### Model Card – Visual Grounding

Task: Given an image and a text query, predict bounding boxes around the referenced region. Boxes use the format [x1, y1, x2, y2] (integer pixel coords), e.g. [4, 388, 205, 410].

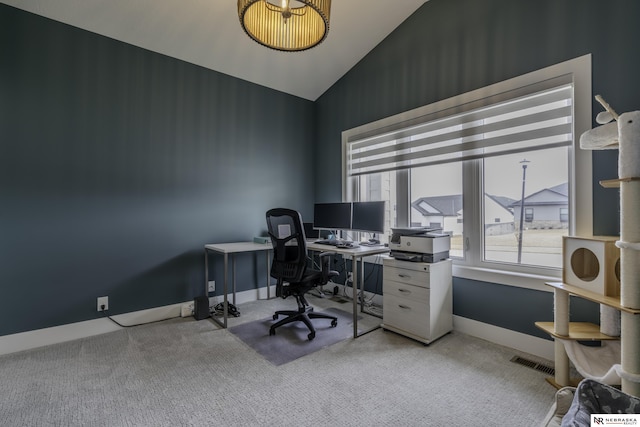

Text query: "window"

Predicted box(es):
[411, 162, 463, 258]
[560, 207, 569, 223]
[525, 208, 534, 223]
[343, 55, 593, 287]
[349, 171, 396, 244]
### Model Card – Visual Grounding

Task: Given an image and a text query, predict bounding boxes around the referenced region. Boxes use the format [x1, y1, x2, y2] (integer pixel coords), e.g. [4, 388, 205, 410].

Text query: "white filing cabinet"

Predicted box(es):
[381, 257, 452, 344]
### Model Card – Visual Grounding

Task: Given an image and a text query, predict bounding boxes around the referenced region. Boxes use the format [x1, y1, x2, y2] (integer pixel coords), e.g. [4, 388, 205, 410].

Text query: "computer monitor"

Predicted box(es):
[351, 201, 386, 234]
[313, 202, 352, 231]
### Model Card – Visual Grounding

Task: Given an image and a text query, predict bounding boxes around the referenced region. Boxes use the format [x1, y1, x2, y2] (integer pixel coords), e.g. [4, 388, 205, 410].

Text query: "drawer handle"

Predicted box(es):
[398, 274, 411, 279]
[398, 289, 411, 294]
[398, 304, 411, 310]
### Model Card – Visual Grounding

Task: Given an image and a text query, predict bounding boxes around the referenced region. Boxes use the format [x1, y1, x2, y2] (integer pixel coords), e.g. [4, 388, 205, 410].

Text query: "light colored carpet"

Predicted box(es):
[0, 297, 557, 426]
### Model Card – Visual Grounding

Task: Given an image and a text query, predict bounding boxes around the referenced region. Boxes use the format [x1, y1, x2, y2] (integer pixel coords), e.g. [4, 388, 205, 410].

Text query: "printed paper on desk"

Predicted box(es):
[278, 224, 291, 238]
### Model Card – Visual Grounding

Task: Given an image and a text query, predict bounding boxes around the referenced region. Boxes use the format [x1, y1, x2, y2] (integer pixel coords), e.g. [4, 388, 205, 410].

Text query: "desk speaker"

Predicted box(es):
[193, 296, 210, 320]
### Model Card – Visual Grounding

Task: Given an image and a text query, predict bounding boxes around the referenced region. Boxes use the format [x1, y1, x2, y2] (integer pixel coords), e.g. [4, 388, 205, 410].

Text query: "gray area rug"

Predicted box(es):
[228, 307, 358, 365]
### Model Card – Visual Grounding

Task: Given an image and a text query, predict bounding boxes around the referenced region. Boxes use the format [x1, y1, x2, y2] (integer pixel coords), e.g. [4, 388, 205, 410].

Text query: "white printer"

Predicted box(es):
[389, 227, 450, 263]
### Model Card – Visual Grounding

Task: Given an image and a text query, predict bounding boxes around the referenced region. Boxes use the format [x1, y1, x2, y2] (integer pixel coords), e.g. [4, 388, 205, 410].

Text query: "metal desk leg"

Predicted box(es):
[352, 254, 358, 338]
[223, 253, 229, 328]
[206, 249, 229, 329]
[266, 250, 271, 299]
[232, 254, 237, 306]
[204, 249, 209, 298]
[360, 256, 366, 313]
[351, 253, 382, 338]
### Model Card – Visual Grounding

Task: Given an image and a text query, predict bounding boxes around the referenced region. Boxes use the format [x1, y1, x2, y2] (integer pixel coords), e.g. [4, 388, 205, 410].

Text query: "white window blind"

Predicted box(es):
[346, 77, 574, 177]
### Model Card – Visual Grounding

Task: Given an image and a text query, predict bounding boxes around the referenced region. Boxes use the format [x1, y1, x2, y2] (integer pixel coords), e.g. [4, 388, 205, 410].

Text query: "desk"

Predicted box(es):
[204, 242, 273, 329]
[307, 242, 389, 338]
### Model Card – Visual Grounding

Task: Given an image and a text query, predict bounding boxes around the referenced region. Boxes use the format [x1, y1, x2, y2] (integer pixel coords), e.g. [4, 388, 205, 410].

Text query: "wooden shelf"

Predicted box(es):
[600, 177, 640, 188]
[545, 282, 640, 315]
[535, 321, 619, 341]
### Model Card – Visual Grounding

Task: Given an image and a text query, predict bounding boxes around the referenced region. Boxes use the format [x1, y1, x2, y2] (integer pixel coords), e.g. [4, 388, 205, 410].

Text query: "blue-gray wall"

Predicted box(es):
[0, 4, 315, 336]
[3, 0, 638, 341]
[316, 0, 640, 339]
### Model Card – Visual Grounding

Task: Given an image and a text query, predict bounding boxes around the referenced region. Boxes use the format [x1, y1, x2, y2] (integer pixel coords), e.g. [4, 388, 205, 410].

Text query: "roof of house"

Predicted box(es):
[412, 195, 462, 216]
[509, 182, 569, 207]
[413, 184, 568, 216]
[487, 194, 517, 210]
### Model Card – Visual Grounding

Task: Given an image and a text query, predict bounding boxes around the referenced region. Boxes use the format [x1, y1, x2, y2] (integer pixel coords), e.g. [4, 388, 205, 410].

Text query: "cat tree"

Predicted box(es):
[575, 96, 640, 396]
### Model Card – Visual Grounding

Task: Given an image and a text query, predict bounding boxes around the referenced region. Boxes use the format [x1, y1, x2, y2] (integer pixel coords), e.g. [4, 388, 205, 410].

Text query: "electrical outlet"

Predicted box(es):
[208, 280, 215, 292]
[181, 303, 194, 317]
[97, 296, 109, 312]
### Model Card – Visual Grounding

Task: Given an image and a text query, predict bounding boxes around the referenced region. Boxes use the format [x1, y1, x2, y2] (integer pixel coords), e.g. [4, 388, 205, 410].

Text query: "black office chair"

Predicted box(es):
[266, 208, 339, 341]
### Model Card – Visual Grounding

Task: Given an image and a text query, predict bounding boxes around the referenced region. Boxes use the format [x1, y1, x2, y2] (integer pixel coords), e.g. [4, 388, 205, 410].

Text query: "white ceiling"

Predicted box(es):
[1, 0, 428, 100]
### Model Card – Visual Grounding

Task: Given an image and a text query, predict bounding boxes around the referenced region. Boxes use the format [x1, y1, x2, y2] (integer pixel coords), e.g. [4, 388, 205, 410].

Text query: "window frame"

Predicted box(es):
[342, 55, 592, 291]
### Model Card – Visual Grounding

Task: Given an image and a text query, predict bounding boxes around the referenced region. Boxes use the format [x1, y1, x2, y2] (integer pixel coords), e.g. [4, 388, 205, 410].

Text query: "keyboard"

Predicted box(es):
[313, 239, 357, 248]
[314, 239, 336, 245]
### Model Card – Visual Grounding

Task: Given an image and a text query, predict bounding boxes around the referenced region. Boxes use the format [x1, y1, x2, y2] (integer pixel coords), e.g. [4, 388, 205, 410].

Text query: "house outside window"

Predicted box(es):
[342, 55, 592, 286]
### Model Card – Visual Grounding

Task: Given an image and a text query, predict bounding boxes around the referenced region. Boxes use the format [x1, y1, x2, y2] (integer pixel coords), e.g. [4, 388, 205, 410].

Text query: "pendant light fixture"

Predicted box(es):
[238, 0, 331, 52]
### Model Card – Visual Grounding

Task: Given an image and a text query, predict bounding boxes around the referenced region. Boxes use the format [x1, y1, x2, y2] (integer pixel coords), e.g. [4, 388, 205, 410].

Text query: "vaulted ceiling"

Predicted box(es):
[1, 0, 428, 100]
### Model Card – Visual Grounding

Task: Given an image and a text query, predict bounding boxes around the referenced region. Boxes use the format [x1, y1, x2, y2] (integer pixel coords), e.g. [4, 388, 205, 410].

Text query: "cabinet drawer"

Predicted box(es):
[383, 257, 437, 273]
[383, 294, 430, 338]
[383, 265, 429, 288]
[384, 279, 429, 304]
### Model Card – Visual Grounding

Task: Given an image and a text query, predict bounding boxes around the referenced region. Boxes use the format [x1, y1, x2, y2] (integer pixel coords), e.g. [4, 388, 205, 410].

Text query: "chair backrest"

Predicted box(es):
[265, 208, 308, 284]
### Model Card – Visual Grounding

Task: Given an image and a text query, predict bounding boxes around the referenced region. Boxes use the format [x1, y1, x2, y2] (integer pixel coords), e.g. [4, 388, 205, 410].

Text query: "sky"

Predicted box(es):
[411, 146, 569, 201]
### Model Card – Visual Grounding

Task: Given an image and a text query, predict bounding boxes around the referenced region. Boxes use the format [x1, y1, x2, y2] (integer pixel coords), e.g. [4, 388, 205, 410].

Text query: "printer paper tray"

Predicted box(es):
[390, 251, 449, 263]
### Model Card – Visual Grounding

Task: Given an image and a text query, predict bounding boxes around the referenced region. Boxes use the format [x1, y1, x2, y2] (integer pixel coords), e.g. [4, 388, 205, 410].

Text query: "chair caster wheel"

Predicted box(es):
[308, 332, 315, 341]
[269, 328, 276, 336]
[273, 314, 278, 320]
[331, 319, 338, 328]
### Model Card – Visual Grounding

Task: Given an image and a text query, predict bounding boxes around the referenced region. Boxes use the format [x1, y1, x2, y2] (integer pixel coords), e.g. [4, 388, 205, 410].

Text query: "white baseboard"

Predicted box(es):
[0, 291, 554, 361]
[453, 315, 554, 361]
[0, 302, 187, 356]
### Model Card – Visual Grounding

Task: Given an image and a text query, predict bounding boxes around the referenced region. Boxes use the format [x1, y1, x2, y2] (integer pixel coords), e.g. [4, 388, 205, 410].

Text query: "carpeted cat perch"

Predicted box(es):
[577, 96, 640, 396]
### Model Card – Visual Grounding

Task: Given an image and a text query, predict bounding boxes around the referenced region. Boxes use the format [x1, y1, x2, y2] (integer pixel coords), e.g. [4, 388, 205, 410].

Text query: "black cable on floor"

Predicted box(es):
[99, 309, 173, 328]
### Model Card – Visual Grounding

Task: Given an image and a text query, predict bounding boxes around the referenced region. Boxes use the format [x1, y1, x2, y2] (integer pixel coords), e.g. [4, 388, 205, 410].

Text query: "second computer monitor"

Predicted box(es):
[313, 202, 352, 231]
[351, 201, 386, 234]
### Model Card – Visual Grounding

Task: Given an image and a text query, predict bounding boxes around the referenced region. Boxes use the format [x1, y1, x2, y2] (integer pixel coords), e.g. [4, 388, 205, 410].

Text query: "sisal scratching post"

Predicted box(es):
[554, 289, 570, 335]
[616, 111, 640, 396]
[554, 289, 570, 386]
[600, 304, 621, 336]
[621, 312, 640, 396]
[618, 179, 640, 309]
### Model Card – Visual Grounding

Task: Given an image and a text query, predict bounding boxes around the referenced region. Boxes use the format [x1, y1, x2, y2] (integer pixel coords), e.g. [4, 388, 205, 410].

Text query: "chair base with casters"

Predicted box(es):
[270, 292, 338, 341]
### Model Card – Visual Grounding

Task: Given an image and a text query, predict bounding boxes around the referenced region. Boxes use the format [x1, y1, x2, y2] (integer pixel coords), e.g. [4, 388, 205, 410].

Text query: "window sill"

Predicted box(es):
[363, 254, 558, 292]
[452, 263, 560, 292]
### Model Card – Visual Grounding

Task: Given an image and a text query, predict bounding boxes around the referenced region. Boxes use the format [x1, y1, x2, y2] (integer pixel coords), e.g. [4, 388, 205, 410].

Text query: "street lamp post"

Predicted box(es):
[517, 159, 530, 263]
